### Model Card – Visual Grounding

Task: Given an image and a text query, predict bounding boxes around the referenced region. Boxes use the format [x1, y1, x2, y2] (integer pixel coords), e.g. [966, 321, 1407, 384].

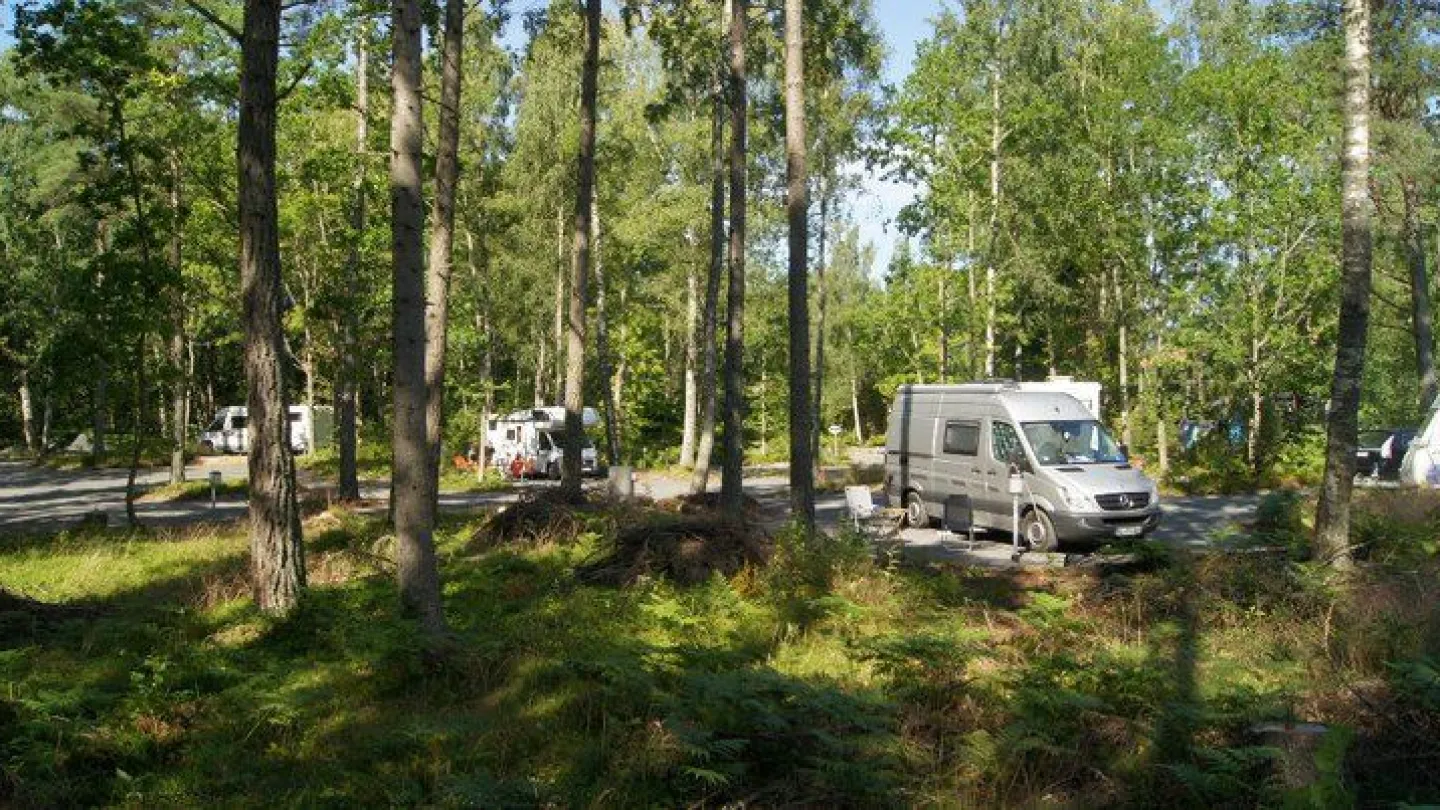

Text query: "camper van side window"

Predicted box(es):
[942, 421, 979, 456]
[992, 421, 1022, 463]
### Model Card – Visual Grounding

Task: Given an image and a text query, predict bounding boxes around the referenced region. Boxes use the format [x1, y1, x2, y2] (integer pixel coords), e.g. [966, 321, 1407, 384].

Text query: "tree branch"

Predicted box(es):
[183, 0, 242, 43]
[277, 60, 313, 103]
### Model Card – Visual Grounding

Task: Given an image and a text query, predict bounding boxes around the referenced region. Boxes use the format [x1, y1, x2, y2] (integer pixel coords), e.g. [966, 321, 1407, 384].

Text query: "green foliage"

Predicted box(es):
[5, 507, 1440, 806]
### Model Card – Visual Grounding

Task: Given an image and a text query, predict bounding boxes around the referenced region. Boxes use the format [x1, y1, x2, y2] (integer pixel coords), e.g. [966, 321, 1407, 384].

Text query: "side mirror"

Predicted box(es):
[1009, 451, 1033, 475]
[1119, 443, 1130, 460]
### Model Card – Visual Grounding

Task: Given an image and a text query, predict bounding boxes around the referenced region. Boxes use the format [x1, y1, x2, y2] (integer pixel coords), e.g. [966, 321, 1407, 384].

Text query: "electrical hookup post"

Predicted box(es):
[1009, 464, 1024, 561]
[208, 470, 222, 510]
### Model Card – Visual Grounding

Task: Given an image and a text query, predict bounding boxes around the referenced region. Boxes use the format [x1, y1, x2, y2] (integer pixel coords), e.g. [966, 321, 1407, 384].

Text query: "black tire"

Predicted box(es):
[903, 491, 929, 528]
[547, 462, 561, 481]
[1021, 509, 1059, 553]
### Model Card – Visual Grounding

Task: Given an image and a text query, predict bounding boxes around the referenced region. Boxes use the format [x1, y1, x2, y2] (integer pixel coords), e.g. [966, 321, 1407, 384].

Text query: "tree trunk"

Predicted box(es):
[593, 191, 621, 465]
[41, 390, 52, 453]
[336, 25, 368, 502]
[784, 0, 813, 528]
[1315, 0, 1371, 571]
[552, 205, 565, 404]
[851, 373, 864, 444]
[1403, 176, 1437, 410]
[721, 0, 749, 511]
[811, 177, 829, 469]
[19, 370, 36, 454]
[390, 0, 445, 634]
[94, 359, 109, 461]
[168, 153, 188, 485]
[939, 272, 949, 382]
[562, 0, 600, 496]
[124, 336, 145, 527]
[425, 0, 464, 504]
[465, 228, 494, 478]
[690, 81, 726, 495]
[680, 257, 699, 468]
[533, 342, 546, 407]
[1117, 271, 1132, 448]
[984, 65, 1001, 379]
[240, 0, 304, 613]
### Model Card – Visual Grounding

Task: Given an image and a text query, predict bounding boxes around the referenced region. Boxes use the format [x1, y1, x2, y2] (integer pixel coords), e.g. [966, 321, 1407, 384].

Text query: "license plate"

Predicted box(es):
[1115, 525, 1144, 538]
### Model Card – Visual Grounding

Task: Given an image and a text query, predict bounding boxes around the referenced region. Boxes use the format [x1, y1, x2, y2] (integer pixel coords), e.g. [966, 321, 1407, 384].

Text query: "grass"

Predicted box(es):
[138, 479, 249, 503]
[1, 495, 1438, 807]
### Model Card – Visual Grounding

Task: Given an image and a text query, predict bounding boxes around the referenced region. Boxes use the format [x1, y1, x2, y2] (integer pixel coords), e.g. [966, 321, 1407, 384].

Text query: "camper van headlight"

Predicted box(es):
[1058, 486, 1098, 512]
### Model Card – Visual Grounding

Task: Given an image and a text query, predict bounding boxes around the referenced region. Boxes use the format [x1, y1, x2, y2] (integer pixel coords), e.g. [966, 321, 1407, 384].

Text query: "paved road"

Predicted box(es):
[0, 461, 1262, 559]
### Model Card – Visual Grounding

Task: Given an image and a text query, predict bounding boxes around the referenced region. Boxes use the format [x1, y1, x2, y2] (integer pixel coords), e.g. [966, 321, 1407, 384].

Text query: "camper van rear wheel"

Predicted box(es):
[1021, 509, 1058, 552]
[547, 462, 561, 481]
[903, 492, 929, 528]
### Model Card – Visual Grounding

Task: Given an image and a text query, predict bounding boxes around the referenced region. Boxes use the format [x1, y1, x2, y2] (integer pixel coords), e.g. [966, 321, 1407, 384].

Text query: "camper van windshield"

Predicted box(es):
[1022, 420, 1126, 466]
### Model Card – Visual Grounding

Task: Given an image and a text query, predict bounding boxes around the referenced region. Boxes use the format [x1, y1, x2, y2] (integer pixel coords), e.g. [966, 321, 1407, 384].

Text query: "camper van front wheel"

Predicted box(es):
[903, 492, 929, 528]
[1021, 510, 1058, 552]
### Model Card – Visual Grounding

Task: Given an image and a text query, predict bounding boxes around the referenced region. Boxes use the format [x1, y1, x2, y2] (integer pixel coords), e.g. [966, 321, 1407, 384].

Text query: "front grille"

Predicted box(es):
[1095, 492, 1151, 511]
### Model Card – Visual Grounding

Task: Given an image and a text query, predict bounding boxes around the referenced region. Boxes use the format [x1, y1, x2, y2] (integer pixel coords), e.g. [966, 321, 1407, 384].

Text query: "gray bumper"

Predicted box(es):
[1049, 507, 1161, 541]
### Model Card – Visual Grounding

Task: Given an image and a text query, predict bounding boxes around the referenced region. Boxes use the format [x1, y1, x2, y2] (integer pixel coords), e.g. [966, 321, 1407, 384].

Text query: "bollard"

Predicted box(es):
[608, 465, 634, 499]
[208, 470, 222, 510]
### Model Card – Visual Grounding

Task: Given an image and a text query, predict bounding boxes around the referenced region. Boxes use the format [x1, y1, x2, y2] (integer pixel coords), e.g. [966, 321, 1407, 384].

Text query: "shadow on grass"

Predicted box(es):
[1, 519, 898, 808]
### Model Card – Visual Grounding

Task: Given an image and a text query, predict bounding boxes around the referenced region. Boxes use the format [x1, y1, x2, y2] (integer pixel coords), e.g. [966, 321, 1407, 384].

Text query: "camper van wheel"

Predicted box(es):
[547, 462, 561, 481]
[1020, 509, 1058, 552]
[903, 492, 929, 528]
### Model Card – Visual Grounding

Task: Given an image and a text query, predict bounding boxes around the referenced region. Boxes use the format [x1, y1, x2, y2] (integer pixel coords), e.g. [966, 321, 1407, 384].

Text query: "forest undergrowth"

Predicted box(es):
[1, 490, 1437, 807]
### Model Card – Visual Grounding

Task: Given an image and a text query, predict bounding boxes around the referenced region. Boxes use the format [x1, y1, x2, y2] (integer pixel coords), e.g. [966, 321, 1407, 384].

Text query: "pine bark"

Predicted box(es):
[240, 0, 304, 613]
[593, 192, 621, 464]
[168, 153, 188, 485]
[784, 0, 813, 528]
[390, 0, 445, 634]
[562, 0, 601, 496]
[336, 26, 368, 501]
[425, 0, 465, 504]
[984, 65, 1001, 379]
[680, 258, 699, 468]
[690, 83, 726, 495]
[1403, 176, 1437, 410]
[1315, 0, 1371, 571]
[720, 0, 749, 511]
[19, 370, 36, 453]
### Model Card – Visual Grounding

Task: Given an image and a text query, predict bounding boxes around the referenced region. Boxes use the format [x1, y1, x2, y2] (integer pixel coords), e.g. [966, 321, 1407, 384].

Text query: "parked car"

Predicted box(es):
[1357, 428, 1415, 480]
[884, 381, 1160, 551]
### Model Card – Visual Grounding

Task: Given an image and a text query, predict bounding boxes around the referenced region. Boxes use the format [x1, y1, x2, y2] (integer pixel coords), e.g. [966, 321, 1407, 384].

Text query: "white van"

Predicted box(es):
[199, 405, 333, 455]
[884, 383, 1161, 550]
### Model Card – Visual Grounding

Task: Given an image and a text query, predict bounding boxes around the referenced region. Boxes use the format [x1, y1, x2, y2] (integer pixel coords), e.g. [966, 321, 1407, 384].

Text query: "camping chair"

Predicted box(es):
[844, 486, 878, 531]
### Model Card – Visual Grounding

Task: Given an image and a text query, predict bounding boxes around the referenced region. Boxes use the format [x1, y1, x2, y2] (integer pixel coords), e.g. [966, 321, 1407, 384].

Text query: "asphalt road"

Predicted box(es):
[0, 460, 1261, 556]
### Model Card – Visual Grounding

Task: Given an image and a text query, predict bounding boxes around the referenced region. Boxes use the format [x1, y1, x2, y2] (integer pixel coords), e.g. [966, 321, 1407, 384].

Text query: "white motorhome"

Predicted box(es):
[884, 382, 1160, 550]
[486, 406, 600, 479]
[1017, 376, 1103, 420]
[1399, 403, 1440, 487]
[199, 405, 333, 455]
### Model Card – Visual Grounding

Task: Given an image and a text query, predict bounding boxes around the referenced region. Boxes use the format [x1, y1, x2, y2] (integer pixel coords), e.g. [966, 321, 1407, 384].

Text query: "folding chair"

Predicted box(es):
[844, 486, 878, 531]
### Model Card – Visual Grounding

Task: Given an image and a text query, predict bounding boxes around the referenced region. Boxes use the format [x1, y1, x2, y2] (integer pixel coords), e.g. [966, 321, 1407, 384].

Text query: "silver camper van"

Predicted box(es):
[884, 383, 1160, 550]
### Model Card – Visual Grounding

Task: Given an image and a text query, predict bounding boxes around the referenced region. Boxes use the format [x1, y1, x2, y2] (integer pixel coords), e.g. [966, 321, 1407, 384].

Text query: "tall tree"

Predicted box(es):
[426, 0, 465, 503]
[239, 0, 304, 612]
[720, 0, 747, 511]
[1314, 0, 1372, 570]
[784, 0, 813, 528]
[562, 0, 601, 496]
[336, 22, 369, 502]
[689, 85, 726, 495]
[391, 0, 446, 634]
